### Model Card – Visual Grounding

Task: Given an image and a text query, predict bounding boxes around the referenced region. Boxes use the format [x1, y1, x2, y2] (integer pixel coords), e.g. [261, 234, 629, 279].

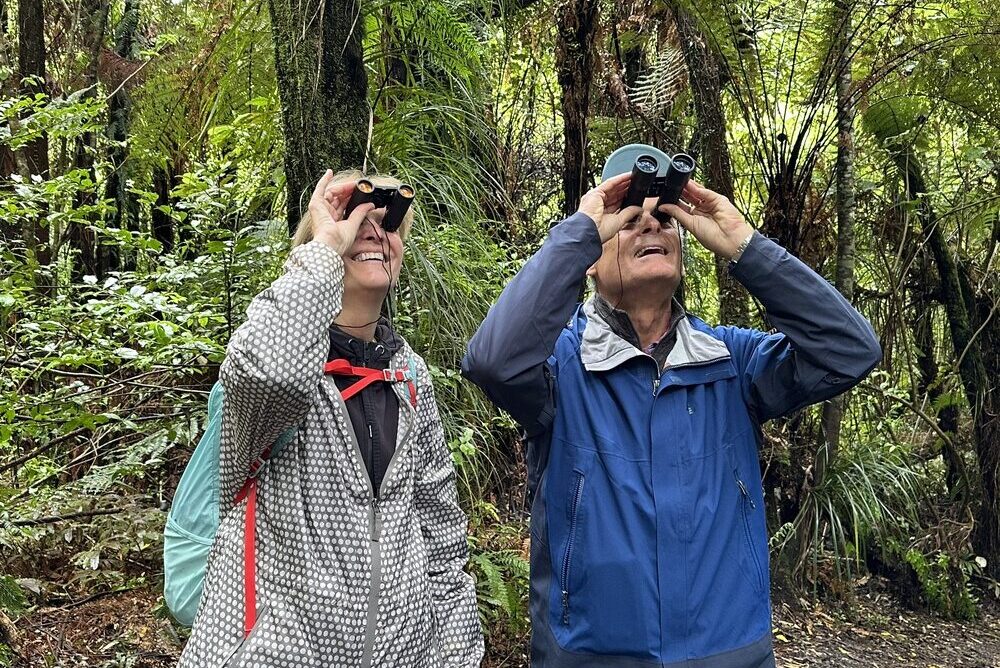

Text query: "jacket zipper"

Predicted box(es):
[735, 470, 765, 592]
[560, 470, 585, 625]
[332, 380, 415, 668]
[361, 497, 382, 668]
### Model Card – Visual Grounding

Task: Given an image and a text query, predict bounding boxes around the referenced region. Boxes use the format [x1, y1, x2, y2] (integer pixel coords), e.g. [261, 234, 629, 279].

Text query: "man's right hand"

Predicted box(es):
[576, 172, 643, 244]
[310, 170, 375, 256]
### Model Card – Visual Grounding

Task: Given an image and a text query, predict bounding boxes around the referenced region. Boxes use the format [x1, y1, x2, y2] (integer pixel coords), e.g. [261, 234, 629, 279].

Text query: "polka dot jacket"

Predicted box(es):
[177, 241, 484, 668]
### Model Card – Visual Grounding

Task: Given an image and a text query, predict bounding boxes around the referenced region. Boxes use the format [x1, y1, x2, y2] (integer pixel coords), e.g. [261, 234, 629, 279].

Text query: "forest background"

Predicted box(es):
[0, 0, 999, 664]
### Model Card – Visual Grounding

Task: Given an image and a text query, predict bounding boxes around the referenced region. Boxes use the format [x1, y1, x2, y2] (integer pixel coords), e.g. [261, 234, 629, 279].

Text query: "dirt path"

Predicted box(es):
[772, 594, 1000, 668]
[6, 588, 999, 667]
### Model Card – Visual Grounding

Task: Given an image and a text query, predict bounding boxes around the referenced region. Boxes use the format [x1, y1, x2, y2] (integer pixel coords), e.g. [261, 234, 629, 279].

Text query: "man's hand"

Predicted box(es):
[576, 172, 643, 244]
[310, 170, 375, 256]
[659, 180, 754, 259]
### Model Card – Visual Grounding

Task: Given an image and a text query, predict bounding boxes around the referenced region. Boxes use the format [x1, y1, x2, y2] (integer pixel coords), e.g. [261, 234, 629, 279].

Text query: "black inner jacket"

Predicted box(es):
[327, 319, 402, 496]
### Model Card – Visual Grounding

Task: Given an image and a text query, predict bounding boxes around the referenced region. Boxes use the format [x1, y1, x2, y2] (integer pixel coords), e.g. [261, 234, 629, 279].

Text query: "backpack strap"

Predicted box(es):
[324, 358, 417, 408]
[234, 448, 271, 638]
[233, 435, 292, 638]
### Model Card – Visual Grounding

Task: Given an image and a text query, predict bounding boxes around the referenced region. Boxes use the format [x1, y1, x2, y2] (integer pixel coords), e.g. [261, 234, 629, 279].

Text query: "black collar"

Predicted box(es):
[327, 319, 403, 368]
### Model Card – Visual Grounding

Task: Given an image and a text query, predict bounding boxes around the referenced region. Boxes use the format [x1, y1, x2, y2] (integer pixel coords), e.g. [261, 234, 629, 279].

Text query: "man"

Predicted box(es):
[462, 144, 881, 667]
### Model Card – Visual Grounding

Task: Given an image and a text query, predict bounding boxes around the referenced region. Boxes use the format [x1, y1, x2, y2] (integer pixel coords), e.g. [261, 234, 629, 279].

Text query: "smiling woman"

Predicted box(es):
[174, 169, 484, 667]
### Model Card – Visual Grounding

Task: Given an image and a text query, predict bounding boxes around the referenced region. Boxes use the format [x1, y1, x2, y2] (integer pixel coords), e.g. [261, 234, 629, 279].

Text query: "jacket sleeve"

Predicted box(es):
[217, 240, 343, 506]
[461, 212, 602, 435]
[412, 363, 485, 667]
[723, 233, 882, 422]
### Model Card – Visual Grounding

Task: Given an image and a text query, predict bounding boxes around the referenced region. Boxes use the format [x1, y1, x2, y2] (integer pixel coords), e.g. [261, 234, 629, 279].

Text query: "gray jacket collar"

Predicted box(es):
[580, 298, 731, 372]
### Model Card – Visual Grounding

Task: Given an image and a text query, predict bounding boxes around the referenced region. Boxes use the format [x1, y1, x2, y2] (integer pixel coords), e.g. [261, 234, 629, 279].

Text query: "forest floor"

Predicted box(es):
[5, 580, 999, 667]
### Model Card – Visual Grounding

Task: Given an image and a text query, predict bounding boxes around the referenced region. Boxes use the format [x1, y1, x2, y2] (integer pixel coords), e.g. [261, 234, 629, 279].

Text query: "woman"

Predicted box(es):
[178, 170, 484, 667]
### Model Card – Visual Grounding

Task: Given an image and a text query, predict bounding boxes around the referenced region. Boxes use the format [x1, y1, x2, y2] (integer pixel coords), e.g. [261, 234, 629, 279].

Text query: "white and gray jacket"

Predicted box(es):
[177, 241, 484, 668]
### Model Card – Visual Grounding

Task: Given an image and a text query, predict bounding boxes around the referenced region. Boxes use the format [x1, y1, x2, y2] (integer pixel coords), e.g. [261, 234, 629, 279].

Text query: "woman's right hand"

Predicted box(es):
[310, 170, 375, 256]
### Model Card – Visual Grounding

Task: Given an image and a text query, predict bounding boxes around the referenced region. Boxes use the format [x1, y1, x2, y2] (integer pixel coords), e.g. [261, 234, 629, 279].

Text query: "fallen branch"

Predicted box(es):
[6, 507, 123, 527]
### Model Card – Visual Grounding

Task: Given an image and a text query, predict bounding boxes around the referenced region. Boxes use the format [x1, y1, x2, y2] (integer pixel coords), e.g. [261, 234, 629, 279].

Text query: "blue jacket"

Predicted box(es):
[462, 213, 881, 668]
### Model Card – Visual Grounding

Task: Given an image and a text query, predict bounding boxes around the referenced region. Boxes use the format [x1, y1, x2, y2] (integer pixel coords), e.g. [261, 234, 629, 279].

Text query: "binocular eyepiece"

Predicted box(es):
[346, 179, 415, 233]
[621, 153, 696, 222]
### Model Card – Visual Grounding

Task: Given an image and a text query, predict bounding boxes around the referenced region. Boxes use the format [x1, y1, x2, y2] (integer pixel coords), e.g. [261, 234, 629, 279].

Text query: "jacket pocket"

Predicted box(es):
[221, 604, 271, 668]
[727, 445, 766, 595]
[559, 469, 585, 625]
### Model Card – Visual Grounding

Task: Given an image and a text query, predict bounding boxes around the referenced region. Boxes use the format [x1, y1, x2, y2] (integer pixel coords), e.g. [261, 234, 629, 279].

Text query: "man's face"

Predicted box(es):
[587, 196, 683, 302]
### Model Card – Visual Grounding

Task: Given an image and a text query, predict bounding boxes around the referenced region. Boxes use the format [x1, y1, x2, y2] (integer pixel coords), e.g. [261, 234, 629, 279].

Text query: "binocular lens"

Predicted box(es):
[636, 156, 658, 173]
[671, 154, 695, 173]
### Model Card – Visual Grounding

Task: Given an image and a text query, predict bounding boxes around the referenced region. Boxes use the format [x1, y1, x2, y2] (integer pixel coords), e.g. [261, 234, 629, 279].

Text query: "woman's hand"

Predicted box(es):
[310, 170, 375, 256]
[658, 180, 754, 259]
[576, 172, 643, 244]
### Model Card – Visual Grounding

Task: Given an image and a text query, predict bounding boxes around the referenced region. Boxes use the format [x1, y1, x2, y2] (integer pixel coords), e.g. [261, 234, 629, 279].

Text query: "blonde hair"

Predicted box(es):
[292, 169, 416, 247]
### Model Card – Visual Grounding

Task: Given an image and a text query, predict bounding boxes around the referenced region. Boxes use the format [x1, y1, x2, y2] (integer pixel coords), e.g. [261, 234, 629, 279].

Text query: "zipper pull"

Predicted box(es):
[369, 499, 382, 541]
[561, 590, 569, 624]
[652, 377, 660, 396]
[735, 473, 756, 509]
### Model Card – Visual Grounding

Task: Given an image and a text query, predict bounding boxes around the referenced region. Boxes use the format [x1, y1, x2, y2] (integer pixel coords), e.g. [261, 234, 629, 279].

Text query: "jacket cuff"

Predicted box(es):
[727, 232, 781, 286]
[288, 239, 345, 282]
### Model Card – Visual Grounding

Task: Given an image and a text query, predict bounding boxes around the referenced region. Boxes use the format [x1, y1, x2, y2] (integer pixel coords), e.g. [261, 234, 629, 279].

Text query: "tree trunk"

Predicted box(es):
[17, 0, 50, 266]
[152, 162, 174, 253]
[0, 0, 16, 183]
[965, 260, 999, 572]
[102, 0, 139, 273]
[69, 0, 109, 280]
[554, 0, 597, 219]
[0, 0, 18, 247]
[268, 0, 369, 233]
[911, 251, 965, 496]
[672, 5, 748, 327]
[818, 0, 856, 478]
[895, 152, 998, 577]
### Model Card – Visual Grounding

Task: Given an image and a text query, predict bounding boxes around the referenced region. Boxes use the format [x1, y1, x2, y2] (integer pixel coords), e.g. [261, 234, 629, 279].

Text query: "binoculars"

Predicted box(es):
[621, 153, 696, 223]
[346, 179, 415, 233]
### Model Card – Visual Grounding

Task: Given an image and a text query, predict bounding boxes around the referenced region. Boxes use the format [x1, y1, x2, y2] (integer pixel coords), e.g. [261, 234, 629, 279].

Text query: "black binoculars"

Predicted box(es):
[346, 179, 415, 233]
[621, 153, 696, 223]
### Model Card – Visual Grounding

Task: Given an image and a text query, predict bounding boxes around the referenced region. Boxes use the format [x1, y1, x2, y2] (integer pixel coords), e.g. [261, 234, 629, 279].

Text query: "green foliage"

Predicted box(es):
[900, 547, 978, 620]
[468, 506, 530, 636]
[776, 373, 932, 584]
[0, 577, 26, 617]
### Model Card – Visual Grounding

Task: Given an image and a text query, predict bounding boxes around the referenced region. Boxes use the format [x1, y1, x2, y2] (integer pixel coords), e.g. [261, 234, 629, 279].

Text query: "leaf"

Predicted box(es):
[0, 576, 26, 615]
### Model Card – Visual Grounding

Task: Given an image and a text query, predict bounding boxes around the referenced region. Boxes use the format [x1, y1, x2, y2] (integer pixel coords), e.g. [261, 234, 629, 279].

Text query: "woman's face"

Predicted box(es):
[341, 207, 405, 301]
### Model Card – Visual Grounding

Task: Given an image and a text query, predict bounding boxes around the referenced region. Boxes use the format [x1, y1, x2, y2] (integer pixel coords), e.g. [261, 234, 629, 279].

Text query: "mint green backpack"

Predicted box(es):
[162, 382, 296, 627]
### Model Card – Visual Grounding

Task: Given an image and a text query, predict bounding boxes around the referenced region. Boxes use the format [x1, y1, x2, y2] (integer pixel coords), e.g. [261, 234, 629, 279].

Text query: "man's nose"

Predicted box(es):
[637, 212, 662, 234]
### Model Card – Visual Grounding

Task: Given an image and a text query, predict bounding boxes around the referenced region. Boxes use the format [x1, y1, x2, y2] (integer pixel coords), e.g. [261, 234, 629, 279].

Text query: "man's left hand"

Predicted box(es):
[659, 180, 754, 260]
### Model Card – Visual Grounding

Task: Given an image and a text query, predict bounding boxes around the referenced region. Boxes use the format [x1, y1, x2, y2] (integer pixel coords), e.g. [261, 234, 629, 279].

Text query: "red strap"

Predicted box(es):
[235, 446, 271, 638]
[243, 479, 258, 638]
[324, 358, 413, 405]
